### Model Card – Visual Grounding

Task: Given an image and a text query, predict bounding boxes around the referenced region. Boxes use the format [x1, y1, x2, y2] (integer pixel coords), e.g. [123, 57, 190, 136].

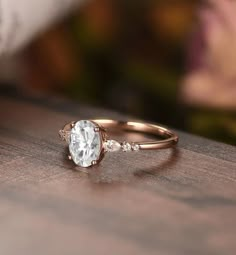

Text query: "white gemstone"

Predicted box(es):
[122, 142, 132, 152]
[69, 120, 102, 167]
[104, 140, 121, 152]
[132, 143, 140, 151]
[59, 130, 70, 143]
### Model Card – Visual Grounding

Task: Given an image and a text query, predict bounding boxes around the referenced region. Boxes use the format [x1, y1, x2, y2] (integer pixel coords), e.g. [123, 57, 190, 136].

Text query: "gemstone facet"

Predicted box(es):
[69, 120, 102, 167]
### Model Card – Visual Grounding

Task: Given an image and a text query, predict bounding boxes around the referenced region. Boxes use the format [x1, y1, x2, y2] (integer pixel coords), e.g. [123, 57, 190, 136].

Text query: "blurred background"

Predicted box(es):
[1, 0, 236, 145]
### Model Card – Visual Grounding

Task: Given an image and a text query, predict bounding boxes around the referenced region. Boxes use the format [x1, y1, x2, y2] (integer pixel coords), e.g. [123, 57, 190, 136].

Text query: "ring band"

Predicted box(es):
[59, 119, 178, 168]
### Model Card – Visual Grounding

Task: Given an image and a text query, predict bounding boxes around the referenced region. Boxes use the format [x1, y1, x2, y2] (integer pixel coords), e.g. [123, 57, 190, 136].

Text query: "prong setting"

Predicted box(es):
[67, 120, 103, 167]
[94, 127, 100, 132]
[91, 160, 98, 165]
[70, 122, 75, 128]
[59, 119, 178, 168]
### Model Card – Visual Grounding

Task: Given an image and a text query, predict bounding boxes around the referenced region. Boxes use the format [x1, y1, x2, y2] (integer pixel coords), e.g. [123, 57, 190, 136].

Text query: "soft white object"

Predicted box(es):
[0, 0, 84, 55]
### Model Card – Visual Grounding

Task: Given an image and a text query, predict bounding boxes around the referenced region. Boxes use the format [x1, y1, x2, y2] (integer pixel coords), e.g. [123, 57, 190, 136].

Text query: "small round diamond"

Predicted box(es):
[132, 143, 140, 151]
[122, 142, 132, 152]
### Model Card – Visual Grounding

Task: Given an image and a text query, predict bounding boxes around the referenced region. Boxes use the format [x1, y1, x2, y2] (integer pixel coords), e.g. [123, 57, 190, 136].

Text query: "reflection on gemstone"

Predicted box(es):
[69, 120, 102, 167]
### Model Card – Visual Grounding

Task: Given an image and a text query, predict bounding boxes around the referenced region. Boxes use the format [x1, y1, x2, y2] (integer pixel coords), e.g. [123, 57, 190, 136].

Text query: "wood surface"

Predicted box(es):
[0, 91, 236, 255]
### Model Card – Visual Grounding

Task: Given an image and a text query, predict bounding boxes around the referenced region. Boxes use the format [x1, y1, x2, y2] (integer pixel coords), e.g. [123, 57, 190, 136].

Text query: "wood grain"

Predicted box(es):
[0, 91, 236, 255]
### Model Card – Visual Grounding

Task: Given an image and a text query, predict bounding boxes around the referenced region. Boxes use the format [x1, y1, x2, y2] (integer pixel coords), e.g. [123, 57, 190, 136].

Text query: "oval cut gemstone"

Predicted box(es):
[69, 120, 102, 167]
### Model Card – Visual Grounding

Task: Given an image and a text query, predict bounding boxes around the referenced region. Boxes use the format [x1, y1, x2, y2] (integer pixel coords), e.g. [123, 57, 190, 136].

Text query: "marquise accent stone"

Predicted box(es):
[104, 140, 121, 152]
[69, 120, 102, 167]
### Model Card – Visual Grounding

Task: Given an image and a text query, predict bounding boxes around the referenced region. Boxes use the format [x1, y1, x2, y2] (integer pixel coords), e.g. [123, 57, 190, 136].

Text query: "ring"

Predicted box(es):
[59, 119, 178, 168]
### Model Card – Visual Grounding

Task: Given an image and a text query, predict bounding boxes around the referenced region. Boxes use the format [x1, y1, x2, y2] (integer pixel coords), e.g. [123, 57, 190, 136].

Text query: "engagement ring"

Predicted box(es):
[59, 119, 178, 168]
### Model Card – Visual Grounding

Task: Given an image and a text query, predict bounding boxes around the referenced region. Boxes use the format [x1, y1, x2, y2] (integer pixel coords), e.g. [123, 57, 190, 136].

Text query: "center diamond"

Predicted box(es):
[69, 120, 102, 167]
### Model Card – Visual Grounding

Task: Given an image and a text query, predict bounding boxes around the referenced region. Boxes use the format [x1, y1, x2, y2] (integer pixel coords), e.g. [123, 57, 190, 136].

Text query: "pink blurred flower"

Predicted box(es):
[181, 0, 236, 109]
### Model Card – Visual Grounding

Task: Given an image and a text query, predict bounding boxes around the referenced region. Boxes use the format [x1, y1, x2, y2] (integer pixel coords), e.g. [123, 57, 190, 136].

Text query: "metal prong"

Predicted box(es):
[91, 160, 97, 166]
[68, 155, 72, 160]
[94, 127, 100, 132]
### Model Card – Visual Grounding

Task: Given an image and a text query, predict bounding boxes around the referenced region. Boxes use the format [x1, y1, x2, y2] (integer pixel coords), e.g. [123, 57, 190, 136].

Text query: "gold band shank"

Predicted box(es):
[93, 119, 178, 150]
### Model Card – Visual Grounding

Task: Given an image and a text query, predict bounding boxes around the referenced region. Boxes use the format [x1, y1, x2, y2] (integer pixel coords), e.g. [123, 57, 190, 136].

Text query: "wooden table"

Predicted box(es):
[0, 91, 236, 255]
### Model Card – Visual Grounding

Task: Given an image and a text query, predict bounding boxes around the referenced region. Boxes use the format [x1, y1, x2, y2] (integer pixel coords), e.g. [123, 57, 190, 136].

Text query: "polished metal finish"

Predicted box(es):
[59, 119, 178, 167]
[93, 119, 178, 150]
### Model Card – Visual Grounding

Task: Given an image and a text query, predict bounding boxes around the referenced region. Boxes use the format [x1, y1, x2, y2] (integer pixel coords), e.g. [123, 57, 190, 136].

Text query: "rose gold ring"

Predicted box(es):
[59, 119, 178, 168]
